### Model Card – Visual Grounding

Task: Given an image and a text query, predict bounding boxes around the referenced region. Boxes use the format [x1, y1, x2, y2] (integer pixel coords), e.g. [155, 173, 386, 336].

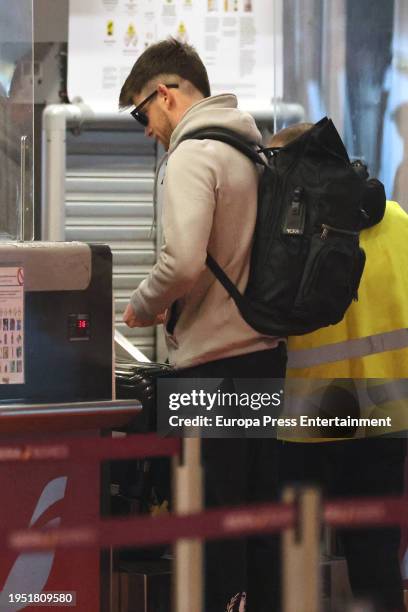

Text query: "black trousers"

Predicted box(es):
[179, 343, 287, 612]
[277, 437, 407, 612]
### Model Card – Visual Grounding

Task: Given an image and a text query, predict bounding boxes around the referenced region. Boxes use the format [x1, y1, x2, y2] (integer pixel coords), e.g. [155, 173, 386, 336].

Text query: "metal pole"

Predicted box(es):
[282, 486, 321, 612]
[173, 437, 203, 612]
[41, 104, 93, 241]
[19, 135, 28, 241]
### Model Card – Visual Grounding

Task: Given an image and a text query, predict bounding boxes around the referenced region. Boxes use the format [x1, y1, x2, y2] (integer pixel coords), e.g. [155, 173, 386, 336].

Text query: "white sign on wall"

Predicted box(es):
[68, 0, 282, 111]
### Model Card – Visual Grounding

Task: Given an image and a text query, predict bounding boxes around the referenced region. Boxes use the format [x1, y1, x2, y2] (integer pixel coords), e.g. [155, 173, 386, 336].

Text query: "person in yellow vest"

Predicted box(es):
[269, 124, 408, 612]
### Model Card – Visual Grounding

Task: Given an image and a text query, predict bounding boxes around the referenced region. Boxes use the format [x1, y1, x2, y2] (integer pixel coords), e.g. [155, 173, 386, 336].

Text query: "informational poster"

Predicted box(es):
[68, 0, 282, 111]
[0, 267, 24, 385]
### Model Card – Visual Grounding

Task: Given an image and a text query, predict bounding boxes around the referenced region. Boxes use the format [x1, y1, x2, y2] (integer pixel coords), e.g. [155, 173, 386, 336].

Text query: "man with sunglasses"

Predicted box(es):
[119, 38, 285, 612]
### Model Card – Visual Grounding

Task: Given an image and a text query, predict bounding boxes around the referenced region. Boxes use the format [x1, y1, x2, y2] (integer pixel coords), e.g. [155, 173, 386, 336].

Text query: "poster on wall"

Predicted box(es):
[68, 0, 282, 111]
[0, 267, 24, 385]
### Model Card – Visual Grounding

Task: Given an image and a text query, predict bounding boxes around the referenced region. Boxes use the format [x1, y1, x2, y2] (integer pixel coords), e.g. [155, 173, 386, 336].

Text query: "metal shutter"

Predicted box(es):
[65, 125, 157, 361]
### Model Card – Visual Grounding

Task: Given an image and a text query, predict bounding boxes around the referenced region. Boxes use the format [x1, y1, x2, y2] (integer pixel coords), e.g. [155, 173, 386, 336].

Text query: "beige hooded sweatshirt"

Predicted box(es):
[130, 94, 280, 368]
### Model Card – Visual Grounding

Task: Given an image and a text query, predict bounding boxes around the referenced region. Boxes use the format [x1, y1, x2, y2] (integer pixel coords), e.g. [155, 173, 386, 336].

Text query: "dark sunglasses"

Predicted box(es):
[130, 83, 179, 127]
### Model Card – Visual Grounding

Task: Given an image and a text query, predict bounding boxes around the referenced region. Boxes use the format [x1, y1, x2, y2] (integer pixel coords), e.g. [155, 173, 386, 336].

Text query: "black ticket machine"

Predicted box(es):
[0, 242, 113, 403]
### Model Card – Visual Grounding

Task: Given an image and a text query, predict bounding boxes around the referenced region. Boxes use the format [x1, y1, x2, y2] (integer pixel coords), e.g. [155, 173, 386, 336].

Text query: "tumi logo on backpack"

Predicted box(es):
[182, 117, 386, 337]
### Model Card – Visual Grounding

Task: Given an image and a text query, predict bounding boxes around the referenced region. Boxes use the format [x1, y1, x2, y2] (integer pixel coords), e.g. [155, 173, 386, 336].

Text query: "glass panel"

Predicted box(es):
[0, 0, 34, 240]
[276, 0, 408, 213]
[273, 0, 348, 143]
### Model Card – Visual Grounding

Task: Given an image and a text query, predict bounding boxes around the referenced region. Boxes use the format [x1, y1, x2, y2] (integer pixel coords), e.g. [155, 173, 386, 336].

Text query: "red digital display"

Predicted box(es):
[68, 314, 90, 341]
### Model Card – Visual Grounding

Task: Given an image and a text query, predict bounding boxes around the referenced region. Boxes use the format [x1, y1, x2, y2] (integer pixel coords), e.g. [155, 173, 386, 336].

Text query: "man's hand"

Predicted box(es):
[123, 303, 166, 328]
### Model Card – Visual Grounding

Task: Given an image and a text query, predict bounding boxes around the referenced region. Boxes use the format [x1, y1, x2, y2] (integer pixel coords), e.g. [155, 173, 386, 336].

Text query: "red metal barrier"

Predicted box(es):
[325, 496, 408, 528]
[5, 501, 294, 552]
[6, 495, 408, 553]
[0, 432, 181, 463]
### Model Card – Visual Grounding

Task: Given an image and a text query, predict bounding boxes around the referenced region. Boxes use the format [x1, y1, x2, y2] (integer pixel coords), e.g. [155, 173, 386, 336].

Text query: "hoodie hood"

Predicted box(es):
[168, 94, 262, 154]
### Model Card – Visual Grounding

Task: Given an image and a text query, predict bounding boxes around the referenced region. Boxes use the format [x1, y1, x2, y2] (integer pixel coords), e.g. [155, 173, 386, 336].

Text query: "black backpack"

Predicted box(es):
[182, 117, 386, 336]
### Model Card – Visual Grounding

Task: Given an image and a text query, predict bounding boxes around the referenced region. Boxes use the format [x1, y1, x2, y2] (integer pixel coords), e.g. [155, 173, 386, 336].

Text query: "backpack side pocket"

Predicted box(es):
[293, 232, 366, 326]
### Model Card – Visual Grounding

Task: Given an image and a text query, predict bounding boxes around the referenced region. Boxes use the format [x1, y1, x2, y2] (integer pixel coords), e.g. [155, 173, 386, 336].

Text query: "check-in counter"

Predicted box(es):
[0, 241, 131, 611]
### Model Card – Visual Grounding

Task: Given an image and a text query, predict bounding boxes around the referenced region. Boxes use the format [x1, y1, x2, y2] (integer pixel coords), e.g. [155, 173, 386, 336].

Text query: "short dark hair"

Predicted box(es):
[269, 122, 314, 147]
[119, 38, 211, 108]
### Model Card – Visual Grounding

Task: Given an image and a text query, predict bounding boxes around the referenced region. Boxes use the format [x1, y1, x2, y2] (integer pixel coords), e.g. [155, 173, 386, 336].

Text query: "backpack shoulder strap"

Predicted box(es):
[179, 127, 268, 302]
[180, 127, 268, 167]
[206, 251, 246, 306]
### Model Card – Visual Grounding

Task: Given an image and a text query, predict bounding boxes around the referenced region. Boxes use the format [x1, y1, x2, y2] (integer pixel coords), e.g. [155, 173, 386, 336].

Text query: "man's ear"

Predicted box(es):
[157, 83, 175, 110]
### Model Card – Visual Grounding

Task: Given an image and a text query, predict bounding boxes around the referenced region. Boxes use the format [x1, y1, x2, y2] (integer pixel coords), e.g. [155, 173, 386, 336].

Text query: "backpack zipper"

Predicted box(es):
[320, 224, 359, 240]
